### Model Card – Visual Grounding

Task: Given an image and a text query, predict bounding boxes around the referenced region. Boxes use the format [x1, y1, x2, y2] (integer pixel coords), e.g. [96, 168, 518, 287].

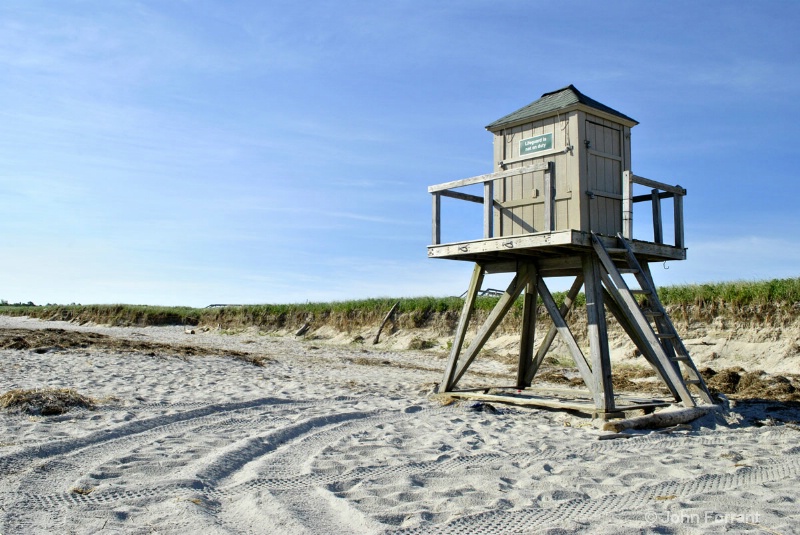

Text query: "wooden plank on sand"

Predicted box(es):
[602, 406, 717, 432]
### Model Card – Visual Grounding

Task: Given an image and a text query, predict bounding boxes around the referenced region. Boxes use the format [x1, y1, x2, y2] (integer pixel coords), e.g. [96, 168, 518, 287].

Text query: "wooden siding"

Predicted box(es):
[487, 110, 633, 239]
[585, 113, 624, 236]
[492, 113, 578, 237]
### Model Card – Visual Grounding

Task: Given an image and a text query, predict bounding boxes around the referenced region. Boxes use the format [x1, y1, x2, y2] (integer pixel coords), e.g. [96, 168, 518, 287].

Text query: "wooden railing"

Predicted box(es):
[429, 162, 555, 245]
[622, 171, 686, 248]
[430, 166, 686, 249]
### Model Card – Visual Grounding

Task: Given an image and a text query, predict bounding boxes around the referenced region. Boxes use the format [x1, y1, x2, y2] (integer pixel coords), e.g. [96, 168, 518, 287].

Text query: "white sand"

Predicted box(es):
[1, 315, 798, 534]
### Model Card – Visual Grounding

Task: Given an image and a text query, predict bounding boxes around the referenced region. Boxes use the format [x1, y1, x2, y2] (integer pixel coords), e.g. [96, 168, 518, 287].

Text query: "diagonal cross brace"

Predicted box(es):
[536, 275, 597, 398]
[450, 263, 537, 388]
[523, 274, 584, 386]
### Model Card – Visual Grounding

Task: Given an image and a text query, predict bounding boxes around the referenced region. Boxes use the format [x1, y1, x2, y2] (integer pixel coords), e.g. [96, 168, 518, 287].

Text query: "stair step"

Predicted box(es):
[605, 247, 627, 254]
[618, 268, 639, 274]
[671, 356, 691, 362]
[643, 310, 663, 317]
[685, 379, 703, 385]
[631, 289, 652, 295]
[657, 333, 677, 339]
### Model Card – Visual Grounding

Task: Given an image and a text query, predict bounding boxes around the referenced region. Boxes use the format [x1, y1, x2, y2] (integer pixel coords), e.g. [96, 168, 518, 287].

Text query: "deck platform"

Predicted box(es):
[428, 230, 685, 273]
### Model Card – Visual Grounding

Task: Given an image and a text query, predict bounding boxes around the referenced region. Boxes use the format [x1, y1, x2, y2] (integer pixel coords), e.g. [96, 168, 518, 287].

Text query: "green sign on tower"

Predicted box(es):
[519, 133, 553, 156]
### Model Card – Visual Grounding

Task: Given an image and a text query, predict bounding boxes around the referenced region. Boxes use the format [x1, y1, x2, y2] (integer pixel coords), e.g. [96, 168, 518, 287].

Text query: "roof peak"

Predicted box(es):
[486, 85, 637, 131]
[540, 84, 582, 98]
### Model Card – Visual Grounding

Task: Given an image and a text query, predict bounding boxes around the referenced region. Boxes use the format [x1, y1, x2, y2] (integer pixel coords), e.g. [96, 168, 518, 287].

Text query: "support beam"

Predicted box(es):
[536, 276, 596, 397]
[442, 264, 485, 391]
[432, 193, 441, 245]
[651, 189, 663, 244]
[516, 279, 538, 389]
[543, 161, 556, 231]
[631, 175, 686, 196]
[633, 191, 674, 203]
[524, 274, 584, 386]
[622, 170, 633, 239]
[451, 263, 537, 388]
[440, 190, 483, 203]
[582, 254, 615, 411]
[674, 193, 684, 249]
[484, 181, 494, 238]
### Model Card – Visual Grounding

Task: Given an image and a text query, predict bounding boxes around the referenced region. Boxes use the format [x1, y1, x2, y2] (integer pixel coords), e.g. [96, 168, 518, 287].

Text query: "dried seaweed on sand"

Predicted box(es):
[0, 387, 96, 415]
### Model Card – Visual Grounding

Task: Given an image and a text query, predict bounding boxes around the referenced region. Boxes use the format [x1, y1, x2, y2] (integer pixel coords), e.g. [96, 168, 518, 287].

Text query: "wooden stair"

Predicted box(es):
[591, 232, 714, 407]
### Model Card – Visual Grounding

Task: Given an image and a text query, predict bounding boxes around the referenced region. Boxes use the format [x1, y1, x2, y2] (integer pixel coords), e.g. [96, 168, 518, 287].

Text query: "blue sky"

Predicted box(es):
[1, 1, 799, 306]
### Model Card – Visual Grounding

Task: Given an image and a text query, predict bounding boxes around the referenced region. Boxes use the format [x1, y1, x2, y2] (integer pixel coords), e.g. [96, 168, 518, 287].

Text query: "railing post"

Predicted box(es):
[674, 190, 685, 249]
[483, 181, 493, 239]
[651, 189, 663, 244]
[544, 161, 556, 231]
[622, 170, 633, 239]
[432, 193, 441, 245]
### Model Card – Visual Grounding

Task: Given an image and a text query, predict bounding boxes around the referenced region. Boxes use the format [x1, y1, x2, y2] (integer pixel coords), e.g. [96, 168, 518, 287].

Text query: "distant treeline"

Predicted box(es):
[0, 300, 36, 307]
[1, 277, 799, 329]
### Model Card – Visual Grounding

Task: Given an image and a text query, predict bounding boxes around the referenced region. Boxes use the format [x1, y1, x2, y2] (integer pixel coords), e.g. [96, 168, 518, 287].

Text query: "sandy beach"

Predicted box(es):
[1, 315, 799, 534]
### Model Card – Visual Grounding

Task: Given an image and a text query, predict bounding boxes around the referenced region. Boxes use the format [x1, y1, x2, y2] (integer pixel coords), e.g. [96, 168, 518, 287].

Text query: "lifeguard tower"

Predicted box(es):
[429, 85, 714, 417]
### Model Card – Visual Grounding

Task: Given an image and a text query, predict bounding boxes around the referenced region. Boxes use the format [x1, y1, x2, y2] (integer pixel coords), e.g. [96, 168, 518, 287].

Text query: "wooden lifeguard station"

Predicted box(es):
[429, 85, 714, 417]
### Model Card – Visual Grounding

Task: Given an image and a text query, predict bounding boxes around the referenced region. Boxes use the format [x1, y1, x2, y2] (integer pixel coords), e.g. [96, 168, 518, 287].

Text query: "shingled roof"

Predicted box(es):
[486, 85, 637, 131]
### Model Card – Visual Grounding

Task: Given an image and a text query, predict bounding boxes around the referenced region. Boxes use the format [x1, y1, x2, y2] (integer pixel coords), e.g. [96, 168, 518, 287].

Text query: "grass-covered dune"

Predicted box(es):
[1, 277, 799, 332]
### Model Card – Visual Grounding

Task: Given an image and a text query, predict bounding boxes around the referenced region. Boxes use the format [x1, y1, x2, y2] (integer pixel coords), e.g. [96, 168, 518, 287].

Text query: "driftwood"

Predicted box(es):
[602, 405, 718, 433]
[597, 433, 633, 441]
[372, 302, 400, 344]
[295, 323, 311, 337]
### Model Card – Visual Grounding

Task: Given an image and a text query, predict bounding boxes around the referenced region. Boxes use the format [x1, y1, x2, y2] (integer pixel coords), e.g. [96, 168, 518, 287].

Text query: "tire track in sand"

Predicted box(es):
[0, 396, 317, 494]
[0, 395, 406, 534]
[386, 455, 800, 534]
[4, 398, 797, 534]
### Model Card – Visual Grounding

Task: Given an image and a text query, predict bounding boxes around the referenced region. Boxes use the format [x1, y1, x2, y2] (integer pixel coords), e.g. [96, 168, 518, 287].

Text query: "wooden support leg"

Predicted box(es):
[524, 274, 584, 386]
[451, 263, 537, 388]
[536, 276, 596, 398]
[583, 254, 615, 412]
[516, 279, 538, 389]
[441, 264, 485, 392]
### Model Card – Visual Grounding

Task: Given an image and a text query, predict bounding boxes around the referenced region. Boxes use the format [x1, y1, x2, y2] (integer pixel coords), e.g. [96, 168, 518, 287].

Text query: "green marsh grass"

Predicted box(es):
[1, 277, 798, 329]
